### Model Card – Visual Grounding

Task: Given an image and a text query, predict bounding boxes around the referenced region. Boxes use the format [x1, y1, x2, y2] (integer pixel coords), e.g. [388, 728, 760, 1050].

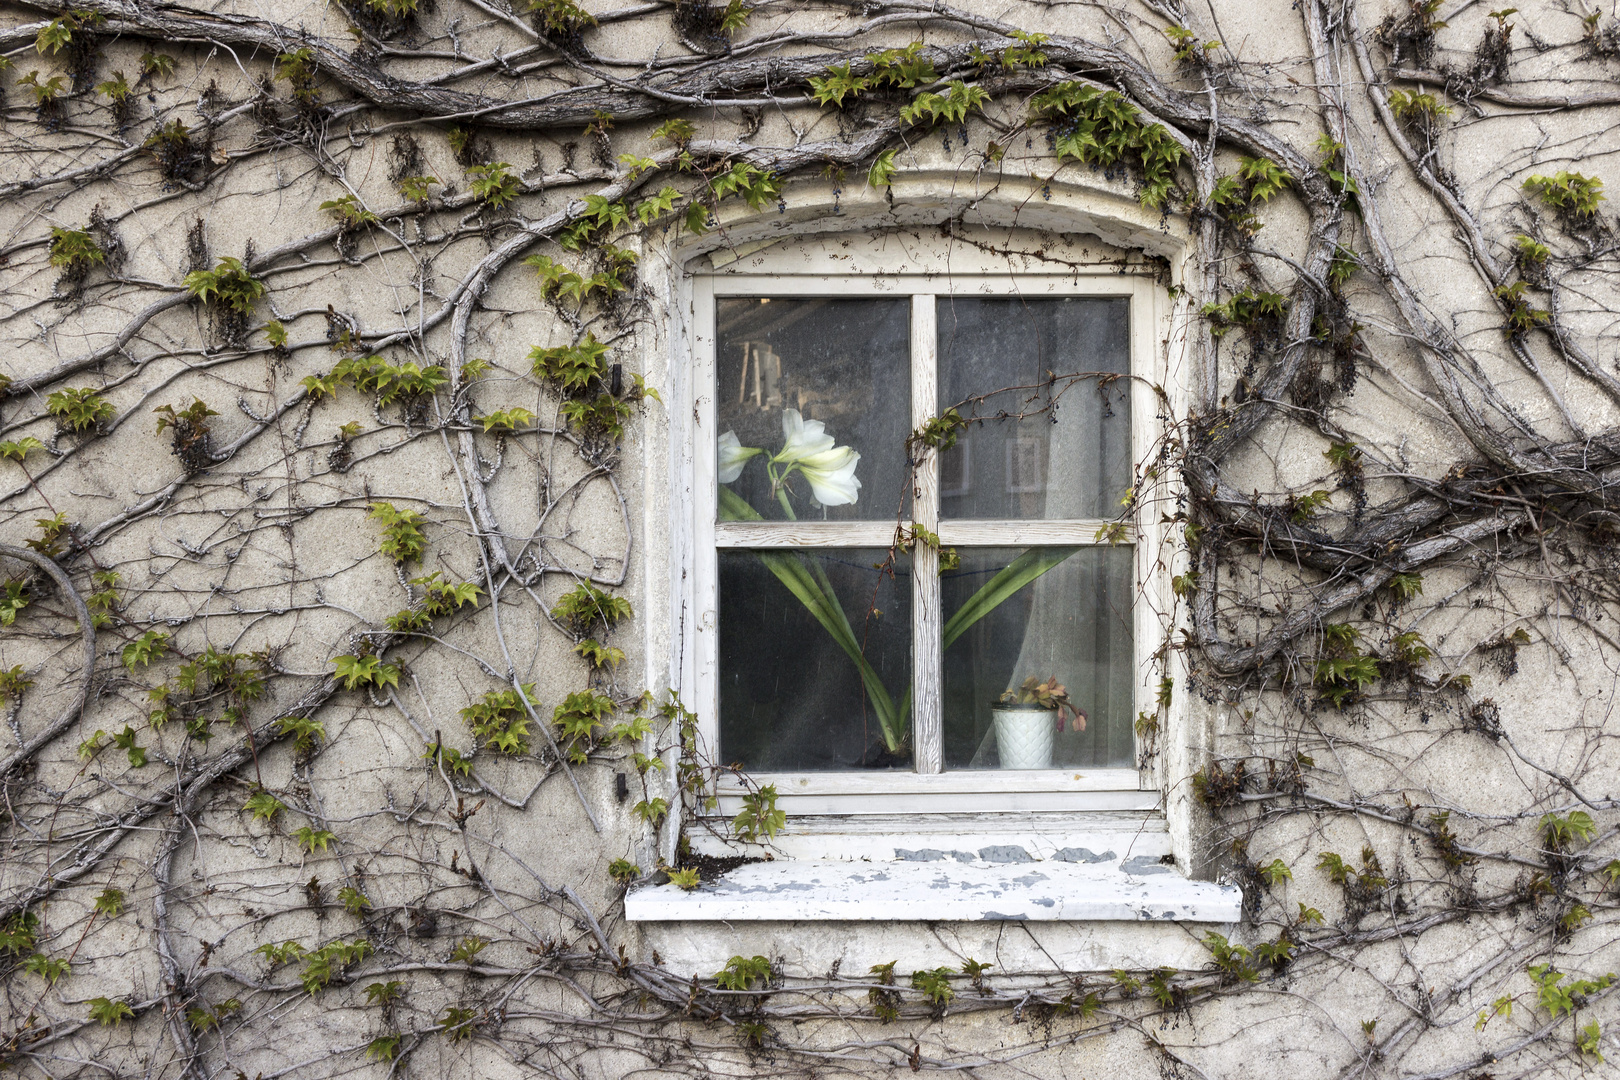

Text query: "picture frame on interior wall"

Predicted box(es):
[939, 439, 972, 497]
[1005, 435, 1046, 494]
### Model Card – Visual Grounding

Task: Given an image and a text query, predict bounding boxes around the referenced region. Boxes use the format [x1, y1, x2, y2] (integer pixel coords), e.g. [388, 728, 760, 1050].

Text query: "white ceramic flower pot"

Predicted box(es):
[992, 705, 1056, 770]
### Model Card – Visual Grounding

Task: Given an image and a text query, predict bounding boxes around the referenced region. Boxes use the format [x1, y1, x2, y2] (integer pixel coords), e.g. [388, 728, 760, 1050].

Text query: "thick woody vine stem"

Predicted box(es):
[0, 544, 95, 777]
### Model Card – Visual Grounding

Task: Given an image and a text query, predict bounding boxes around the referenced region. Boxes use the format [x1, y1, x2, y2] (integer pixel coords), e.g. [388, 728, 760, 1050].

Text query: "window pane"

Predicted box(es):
[937, 297, 1131, 520]
[716, 298, 911, 522]
[942, 546, 1134, 770]
[719, 548, 912, 771]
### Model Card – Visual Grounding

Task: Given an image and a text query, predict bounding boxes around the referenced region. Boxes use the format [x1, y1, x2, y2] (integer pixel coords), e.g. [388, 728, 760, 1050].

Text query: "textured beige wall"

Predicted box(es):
[2, 0, 1618, 1076]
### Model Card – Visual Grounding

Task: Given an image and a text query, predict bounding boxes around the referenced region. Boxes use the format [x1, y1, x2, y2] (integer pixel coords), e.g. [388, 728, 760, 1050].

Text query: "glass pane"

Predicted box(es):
[937, 297, 1131, 520]
[942, 546, 1134, 770]
[716, 298, 911, 522]
[719, 548, 912, 771]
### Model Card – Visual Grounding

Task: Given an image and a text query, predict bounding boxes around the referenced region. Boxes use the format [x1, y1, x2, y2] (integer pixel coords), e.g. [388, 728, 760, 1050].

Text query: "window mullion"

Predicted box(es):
[910, 294, 941, 774]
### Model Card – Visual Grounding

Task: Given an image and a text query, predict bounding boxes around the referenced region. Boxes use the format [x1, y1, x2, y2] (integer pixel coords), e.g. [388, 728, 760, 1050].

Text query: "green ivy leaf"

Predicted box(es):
[868, 148, 898, 189]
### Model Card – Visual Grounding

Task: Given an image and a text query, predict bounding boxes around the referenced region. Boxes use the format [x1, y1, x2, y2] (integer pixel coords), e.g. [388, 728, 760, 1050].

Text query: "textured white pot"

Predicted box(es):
[991, 705, 1056, 770]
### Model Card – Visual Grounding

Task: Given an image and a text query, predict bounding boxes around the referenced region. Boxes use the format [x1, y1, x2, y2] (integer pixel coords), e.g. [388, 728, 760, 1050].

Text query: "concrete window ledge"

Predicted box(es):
[626, 857, 1241, 923]
[627, 858, 1242, 976]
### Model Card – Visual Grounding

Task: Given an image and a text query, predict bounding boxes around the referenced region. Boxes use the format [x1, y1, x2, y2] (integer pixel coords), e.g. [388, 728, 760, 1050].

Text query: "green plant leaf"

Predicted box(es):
[244, 790, 288, 822]
[868, 147, 898, 189]
[89, 997, 134, 1026]
[23, 953, 69, 984]
[295, 826, 337, 853]
[942, 547, 1079, 649]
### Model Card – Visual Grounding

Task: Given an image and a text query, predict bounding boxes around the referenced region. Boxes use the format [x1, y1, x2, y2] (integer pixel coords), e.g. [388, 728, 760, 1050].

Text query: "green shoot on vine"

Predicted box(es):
[0, 437, 44, 463]
[1523, 171, 1605, 219]
[46, 387, 114, 432]
[49, 227, 105, 272]
[475, 407, 536, 433]
[574, 638, 625, 669]
[140, 51, 175, 79]
[868, 148, 898, 189]
[423, 741, 475, 776]
[467, 162, 519, 208]
[0, 665, 32, 700]
[332, 654, 401, 691]
[255, 940, 306, 965]
[88, 998, 133, 1026]
[320, 194, 379, 228]
[1, 581, 30, 626]
[461, 686, 537, 755]
[1031, 82, 1186, 209]
[715, 954, 772, 991]
[183, 257, 266, 313]
[551, 580, 632, 635]
[911, 967, 955, 1005]
[553, 689, 616, 762]
[732, 785, 785, 843]
[16, 71, 67, 106]
[244, 790, 287, 822]
[899, 80, 989, 127]
[366, 980, 404, 1006]
[24, 953, 69, 984]
[367, 502, 428, 563]
[274, 714, 327, 750]
[528, 0, 596, 36]
[111, 725, 147, 768]
[295, 826, 337, 854]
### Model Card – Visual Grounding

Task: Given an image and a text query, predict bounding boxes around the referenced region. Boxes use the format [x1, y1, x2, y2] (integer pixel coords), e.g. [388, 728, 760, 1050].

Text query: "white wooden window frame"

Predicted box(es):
[678, 269, 1173, 818]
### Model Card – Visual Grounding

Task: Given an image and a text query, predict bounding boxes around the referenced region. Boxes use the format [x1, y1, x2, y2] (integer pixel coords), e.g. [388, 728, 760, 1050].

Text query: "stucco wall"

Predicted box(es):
[2, 0, 1618, 1076]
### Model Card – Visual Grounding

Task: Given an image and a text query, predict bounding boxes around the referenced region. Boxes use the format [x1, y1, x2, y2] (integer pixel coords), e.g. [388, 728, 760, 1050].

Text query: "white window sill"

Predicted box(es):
[626, 856, 1241, 923]
[630, 819, 1237, 973]
[628, 847, 1241, 975]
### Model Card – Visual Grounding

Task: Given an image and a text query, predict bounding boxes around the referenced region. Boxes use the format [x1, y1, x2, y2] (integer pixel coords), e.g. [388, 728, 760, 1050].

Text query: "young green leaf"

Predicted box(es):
[294, 826, 337, 854]
[23, 953, 70, 984]
[332, 654, 401, 691]
[244, 790, 288, 822]
[868, 148, 898, 189]
[88, 998, 134, 1026]
[121, 630, 170, 670]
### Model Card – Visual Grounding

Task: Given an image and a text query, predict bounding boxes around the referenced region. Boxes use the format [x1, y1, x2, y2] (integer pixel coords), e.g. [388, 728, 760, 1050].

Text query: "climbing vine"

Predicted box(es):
[2, 0, 1619, 1077]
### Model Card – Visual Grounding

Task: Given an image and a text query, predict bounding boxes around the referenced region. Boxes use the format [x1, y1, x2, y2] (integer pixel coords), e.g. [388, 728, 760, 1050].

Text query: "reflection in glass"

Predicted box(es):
[719, 549, 911, 771]
[942, 547, 1134, 769]
[937, 297, 1131, 520]
[716, 299, 911, 522]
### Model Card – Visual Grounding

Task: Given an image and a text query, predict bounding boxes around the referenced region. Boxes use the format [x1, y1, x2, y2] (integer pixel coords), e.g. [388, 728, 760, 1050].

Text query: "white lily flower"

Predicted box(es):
[775, 409, 861, 506]
[799, 445, 862, 506]
[776, 409, 837, 464]
[717, 430, 761, 484]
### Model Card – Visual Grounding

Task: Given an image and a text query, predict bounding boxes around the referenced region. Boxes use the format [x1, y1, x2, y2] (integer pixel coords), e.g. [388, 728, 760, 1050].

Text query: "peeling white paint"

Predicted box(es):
[626, 857, 1241, 922]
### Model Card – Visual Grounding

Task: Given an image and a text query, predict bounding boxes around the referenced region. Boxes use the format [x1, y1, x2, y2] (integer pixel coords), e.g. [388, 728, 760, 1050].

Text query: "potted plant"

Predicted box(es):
[992, 676, 1085, 770]
[718, 411, 1082, 761]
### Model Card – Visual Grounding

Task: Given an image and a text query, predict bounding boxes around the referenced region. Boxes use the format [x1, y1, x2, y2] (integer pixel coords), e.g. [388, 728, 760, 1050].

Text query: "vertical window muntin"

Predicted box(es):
[694, 274, 1155, 797]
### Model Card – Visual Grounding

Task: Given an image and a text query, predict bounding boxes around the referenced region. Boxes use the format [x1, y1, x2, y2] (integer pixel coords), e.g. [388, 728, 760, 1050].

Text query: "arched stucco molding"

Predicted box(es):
[667, 167, 1193, 271]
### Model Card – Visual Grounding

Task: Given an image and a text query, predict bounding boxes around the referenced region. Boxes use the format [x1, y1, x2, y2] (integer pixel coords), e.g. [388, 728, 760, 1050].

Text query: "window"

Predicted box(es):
[684, 258, 1168, 817]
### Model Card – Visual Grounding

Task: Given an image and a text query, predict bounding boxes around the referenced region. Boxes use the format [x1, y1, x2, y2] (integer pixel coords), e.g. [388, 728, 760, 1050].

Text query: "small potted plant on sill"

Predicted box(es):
[992, 676, 1085, 770]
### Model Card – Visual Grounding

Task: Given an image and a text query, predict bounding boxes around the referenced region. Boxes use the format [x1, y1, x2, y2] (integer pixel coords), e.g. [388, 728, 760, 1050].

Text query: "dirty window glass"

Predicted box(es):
[716, 298, 911, 523]
[941, 546, 1135, 770]
[709, 287, 1140, 779]
[937, 297, 1131, 521]
[718, 548, 912, 771]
